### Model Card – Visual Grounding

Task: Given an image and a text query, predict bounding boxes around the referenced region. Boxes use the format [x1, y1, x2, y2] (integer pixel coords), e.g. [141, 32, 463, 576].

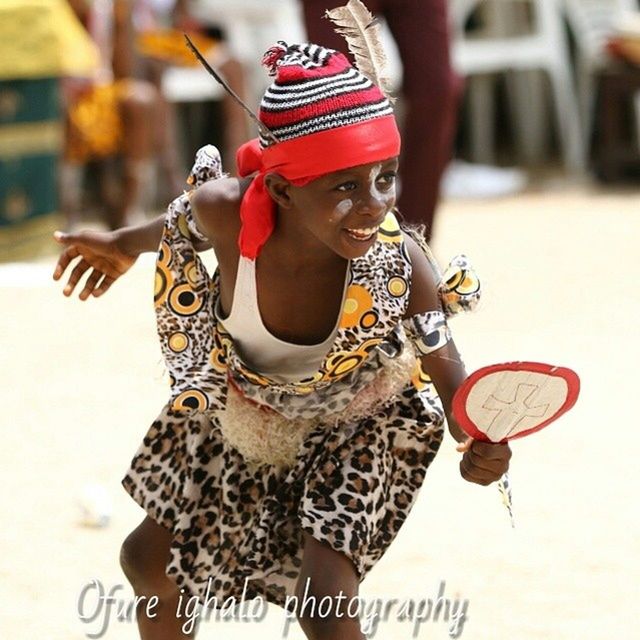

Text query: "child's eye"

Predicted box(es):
[377, 172, 398, 189]
[335, 181, 358, 192]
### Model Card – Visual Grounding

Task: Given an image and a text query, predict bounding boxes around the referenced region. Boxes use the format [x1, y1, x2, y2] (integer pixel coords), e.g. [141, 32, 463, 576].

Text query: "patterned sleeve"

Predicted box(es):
[439, 254, 481, 317]
[180, 144, 226, 243]
[402, 310, 452, 356]
[155, 146, 229, 412]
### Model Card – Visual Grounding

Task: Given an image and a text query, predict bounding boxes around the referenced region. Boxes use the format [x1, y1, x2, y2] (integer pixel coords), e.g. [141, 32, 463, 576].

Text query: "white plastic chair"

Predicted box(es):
[452, 0, 586, 171]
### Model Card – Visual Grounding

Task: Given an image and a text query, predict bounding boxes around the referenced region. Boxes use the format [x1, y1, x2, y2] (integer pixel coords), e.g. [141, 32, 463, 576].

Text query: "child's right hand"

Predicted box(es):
[52, 229, 136, 300]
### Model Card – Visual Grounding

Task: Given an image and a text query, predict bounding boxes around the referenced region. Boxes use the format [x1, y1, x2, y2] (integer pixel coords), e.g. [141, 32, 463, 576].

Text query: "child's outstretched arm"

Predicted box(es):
[403, 233, 511, 486]
[52, 215, 164, 299]
[52, 214, 212, 300]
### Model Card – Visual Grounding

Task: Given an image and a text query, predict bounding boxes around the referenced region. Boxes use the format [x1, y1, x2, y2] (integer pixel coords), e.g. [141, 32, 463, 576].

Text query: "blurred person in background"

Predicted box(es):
[134, 0, 250, 179]
[135, 0, 251, 175]
[130, 0, 186, 199]
[300, 0, 461, 240]
[62, 0, 159, 230]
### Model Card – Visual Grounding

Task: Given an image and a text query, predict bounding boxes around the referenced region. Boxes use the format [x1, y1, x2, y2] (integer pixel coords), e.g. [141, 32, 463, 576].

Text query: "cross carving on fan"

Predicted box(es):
[483, 383, 551, 438]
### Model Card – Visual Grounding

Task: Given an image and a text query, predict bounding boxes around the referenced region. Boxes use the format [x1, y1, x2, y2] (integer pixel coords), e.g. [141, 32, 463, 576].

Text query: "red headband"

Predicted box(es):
[235, 115, 401, 259]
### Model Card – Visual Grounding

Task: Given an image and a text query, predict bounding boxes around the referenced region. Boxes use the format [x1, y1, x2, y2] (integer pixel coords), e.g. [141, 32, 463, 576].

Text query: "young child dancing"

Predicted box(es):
[54, 41, 511, 640]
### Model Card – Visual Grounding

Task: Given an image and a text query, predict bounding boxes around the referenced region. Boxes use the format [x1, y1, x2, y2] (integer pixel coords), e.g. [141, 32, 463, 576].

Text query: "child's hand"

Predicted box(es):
[52, 229, 136, 300]
[456, 438, 511, 486]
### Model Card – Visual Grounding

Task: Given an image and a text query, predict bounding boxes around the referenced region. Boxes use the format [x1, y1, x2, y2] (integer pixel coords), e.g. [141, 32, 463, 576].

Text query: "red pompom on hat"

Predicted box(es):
[236, 42, 401, 259]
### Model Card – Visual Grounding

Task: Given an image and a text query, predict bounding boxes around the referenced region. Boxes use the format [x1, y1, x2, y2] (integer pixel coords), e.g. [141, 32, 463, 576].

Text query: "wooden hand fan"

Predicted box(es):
[453, 362, 580, 443]
[452, 362, 580, 526]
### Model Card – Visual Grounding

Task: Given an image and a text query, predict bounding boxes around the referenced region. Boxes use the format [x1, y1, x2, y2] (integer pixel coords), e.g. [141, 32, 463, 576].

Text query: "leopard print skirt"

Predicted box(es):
[121, 379, 444, 608]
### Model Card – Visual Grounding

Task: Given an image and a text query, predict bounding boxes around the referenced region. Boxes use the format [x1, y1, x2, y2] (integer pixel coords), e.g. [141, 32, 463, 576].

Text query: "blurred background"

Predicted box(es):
[1, 1, 639, 639]
[1, 0, 639, 254]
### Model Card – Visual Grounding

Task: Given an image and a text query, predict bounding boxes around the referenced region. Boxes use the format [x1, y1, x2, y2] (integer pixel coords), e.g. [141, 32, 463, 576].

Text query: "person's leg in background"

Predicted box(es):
[141, 57, 186, 200]
[217, 53, 251, 175]
[382, 0, 461, 239]
[300, 0, 461, 240]
[300, 0, 370, 53]
[110, 0, 160, 229]
[114, 79, 158, 230]
[200, 25, 251, 176]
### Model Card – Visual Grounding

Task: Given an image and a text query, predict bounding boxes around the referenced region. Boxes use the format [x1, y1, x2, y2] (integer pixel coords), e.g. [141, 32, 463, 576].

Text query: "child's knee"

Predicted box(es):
[294, 583, 362, 640]
[298, 616, 361, 640]
[119, 531, 152, 591]
[119, 519, 175, 597]
[294, 544, 363, 638]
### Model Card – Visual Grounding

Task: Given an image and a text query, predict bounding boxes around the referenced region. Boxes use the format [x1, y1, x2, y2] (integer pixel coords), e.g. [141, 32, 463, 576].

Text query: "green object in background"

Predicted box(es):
[0, 77, 60, 126]
[0, 78, 63, 262]
[0, 154, 59, 227]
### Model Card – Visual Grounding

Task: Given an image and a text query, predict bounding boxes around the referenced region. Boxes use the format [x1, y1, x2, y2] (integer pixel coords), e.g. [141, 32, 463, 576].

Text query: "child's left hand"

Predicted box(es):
[456, 438, 512, 486]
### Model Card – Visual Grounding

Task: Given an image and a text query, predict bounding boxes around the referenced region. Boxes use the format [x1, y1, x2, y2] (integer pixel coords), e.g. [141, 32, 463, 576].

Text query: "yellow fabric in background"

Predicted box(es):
[0, 0, 99, 80]
[137, 30, 218, 67]
[66, 80, 134, 162]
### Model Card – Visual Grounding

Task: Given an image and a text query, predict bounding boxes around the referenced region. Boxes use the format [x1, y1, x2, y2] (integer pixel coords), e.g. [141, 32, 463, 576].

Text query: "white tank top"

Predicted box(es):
[215, 257, 349, 384]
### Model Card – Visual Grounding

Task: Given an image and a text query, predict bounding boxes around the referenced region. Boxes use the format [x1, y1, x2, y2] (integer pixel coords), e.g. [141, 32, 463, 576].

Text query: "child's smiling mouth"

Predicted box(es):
[344, 225, 381, 242]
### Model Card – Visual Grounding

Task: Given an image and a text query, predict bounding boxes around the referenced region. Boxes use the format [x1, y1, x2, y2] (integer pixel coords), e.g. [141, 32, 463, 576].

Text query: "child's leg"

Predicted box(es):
[120, 515, 194, 639]
[295, 532, 366, 640]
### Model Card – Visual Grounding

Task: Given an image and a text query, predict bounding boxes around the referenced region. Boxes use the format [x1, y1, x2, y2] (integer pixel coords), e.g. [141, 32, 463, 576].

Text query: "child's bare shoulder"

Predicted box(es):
[190, 176, 250, 242]
[402, 230, 441, 317]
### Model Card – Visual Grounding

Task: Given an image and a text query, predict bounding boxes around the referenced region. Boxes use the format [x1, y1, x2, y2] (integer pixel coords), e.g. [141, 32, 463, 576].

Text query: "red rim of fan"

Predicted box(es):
[452, 362, 581, 443]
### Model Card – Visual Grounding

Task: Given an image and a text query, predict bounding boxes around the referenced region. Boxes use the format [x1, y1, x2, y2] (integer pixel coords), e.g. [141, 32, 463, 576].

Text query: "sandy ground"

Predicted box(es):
[2, 183, 639, 640]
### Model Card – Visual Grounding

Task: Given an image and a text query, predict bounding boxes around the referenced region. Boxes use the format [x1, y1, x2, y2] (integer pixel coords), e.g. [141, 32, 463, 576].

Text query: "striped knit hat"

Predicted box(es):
[236, 42, 401, 260]
[257, 42, 395, 147]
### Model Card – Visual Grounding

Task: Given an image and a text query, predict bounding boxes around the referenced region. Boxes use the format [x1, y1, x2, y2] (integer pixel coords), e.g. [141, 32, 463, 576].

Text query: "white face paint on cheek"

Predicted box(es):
[335, 199, 354, 217]
[368, 165, 383, 198]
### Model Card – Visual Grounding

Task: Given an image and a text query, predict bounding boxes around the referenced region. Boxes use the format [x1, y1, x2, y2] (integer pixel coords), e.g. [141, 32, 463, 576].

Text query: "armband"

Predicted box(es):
[402, 310, 451, 356]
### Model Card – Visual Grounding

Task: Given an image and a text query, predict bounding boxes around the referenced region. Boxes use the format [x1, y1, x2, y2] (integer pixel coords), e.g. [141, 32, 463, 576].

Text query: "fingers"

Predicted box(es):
[469, 440, 512, 460]
[52, 244, 80, 281]
[459, 441, 511, 486]
[53, 230, 111, 300]
[79, 268, 103, 301]
[92, 275, 115, 297]
[455, 437, 473, 453]
[62, 259, 91, 297]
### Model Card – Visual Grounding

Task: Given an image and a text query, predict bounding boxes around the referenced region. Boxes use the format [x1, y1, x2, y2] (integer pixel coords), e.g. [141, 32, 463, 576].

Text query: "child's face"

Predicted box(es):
[285, 157, 399, 259]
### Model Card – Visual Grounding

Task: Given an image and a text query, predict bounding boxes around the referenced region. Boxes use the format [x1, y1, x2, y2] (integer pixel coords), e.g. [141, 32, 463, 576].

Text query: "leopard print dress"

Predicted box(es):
[121, 146, 478, 608]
